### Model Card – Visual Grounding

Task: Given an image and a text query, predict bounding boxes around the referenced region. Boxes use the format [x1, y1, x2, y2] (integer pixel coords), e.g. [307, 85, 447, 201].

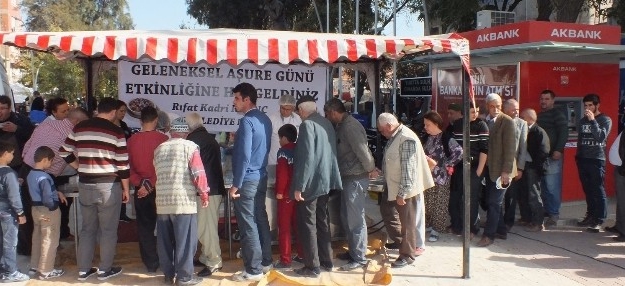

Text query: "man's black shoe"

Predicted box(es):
[119, 215, 133, 223]
[320, 261, 333, 272]
[391, 256, 414, 268]
[586, 224, 601, 233]
[294, 267, 320, 278]
[385, 242, 401, 249]
[192, 259, 205, 267]
[605, 225, 620, 233]
[577, 215, 594, 227]
[197, 266, 221, 277]
[495, 233, 507, 240]
[197, 267, 212, 277]
[336, 252, 352, 261]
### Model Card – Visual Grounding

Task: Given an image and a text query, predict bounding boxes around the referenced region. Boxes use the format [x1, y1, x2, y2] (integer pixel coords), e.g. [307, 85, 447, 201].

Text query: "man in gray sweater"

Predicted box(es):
[576, 94, 612, 232]
[324, 99, 377, 271]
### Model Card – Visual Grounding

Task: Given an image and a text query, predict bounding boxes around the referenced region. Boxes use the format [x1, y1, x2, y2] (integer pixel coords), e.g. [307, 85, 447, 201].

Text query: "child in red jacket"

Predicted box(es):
[274, 124, 303, 268]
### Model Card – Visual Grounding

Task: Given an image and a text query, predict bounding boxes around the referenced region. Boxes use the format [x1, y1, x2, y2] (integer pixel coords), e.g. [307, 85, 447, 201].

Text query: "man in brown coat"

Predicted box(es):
[478, 93, 517, 247]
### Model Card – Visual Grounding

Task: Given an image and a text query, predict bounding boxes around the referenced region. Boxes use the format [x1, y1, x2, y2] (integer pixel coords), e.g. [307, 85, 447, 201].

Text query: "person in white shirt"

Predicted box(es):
[267, 95, 301, 182]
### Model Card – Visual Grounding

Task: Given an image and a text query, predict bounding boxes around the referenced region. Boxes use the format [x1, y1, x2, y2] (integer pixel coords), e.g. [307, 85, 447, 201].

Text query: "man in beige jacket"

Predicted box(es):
[378, 113, 434, 268]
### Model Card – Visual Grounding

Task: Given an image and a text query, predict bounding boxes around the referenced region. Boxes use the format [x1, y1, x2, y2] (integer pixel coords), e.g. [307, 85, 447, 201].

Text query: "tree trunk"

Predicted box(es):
[608, 0, 620, 25]
[552, 0, 585, 23]
[536, 0, 553, 21]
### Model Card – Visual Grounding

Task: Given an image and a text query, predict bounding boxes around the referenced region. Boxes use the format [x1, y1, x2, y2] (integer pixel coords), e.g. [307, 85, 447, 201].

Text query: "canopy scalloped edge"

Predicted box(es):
[0, 29, 470, 66]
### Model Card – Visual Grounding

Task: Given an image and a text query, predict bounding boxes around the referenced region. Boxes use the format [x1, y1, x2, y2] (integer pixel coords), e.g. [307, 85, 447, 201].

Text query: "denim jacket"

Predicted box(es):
[0, 166, 24, 216]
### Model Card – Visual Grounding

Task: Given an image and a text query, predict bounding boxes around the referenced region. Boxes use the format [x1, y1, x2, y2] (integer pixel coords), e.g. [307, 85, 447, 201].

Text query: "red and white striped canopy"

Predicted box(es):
[0, 29, 469, 65]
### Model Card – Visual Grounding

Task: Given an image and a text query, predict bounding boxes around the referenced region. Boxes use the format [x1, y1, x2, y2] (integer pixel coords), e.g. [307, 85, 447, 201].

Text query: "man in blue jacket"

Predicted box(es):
[228, 83, 273, 282]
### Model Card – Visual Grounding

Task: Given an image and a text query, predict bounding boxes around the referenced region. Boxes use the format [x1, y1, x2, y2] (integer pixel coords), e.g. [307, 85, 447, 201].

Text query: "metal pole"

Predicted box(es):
[85, 59, 95, 116]
[327, 0, 332, 102]
[392, 0, 397, 113]
[354, 0, 359, 113]
[374, 0, 379, 34]
[33, 63, 42, 92]
[462, 68, 471, 279]
[337, 0, 342, 99]
[326, 0, 330, 32]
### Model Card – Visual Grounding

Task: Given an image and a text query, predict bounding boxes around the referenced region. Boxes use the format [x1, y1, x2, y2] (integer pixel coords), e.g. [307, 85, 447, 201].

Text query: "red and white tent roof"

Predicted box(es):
[0, 29, 469, 65]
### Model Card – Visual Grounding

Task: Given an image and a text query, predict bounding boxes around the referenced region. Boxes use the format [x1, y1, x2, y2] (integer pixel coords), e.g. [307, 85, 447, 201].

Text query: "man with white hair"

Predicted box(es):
[268, 94, 301, 181]
[477, 93, 517, 247]
[519, 108, 550, 232]
[291, 95, 342, 277]
[154, 117, 209, 286]
[502, 99, 529, 230]
[377, 112, 434, 267]
[185, 112, 226, 277]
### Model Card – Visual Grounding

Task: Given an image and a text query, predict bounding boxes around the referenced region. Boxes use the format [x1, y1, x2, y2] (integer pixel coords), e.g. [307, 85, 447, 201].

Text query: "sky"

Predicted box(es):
[127, 0, 424, 37]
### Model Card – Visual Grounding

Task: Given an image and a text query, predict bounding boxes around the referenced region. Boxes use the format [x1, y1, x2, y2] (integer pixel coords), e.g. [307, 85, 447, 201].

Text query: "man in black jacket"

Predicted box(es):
[520, 109, 550, 232]
[185, 112, 226, 277]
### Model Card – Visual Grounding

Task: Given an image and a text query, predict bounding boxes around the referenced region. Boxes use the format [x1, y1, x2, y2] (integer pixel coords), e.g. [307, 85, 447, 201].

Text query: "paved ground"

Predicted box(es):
[5, 199, 624, 285]
[388, 199, 625, 286]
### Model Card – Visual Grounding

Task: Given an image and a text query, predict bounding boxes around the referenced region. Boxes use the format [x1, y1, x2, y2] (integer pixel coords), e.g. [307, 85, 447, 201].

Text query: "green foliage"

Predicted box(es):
[18, 0, 133, 103]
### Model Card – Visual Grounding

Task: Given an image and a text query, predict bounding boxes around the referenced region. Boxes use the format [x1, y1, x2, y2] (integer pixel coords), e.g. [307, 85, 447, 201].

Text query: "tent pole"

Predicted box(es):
[374, 60, 382, 163]
[354, 0, 359, 113]
[391, 0, 397, 113]
[461, 66, 471, 279]
[86, 59, 95, 116]
[338, 0, 342, 100]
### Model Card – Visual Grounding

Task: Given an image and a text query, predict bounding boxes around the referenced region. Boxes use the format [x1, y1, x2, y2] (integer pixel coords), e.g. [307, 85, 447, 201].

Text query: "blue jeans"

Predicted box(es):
[340, 176, 369, 264]
[233, 179, 272, 275]
[541, 158, 563, 216]
[576, 157, 607, 223]
[255, 175, 272, 267]
[0, 211, 18, 274]
[484, 174, 507, 240]
[157, 214, 197, 281]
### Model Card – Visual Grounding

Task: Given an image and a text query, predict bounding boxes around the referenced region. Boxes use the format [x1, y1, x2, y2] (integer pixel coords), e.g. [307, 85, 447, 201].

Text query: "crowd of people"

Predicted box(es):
[441, 90, 621, 248]
[0, 85, 622, 285]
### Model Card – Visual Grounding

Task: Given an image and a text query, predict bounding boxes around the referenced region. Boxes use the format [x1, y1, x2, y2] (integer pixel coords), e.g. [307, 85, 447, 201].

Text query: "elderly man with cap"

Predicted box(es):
[268, 95, 301, 181]
[153, 117, 209, 286]
[291, 95, 342, 277]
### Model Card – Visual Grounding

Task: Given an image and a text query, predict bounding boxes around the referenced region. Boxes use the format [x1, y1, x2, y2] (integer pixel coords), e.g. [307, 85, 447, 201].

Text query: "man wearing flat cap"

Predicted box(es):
[153, 117, 209, 286]
[268, 95, 302, 182]
[291, 95, 342, 277]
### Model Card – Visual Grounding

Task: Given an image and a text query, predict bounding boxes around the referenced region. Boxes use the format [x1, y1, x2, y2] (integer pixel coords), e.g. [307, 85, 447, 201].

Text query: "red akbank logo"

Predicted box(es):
[550, 29, 601, 39]
[476, 29, 520, 42]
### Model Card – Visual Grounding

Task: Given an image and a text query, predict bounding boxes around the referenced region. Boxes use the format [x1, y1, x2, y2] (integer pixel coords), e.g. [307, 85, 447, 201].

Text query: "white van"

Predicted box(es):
[0, 61, 16, 110]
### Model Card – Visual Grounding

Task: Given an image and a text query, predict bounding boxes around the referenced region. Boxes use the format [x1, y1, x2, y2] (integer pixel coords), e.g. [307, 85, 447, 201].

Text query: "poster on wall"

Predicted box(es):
[118, 61, 328, 132]
[436, 64, 518, 118]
